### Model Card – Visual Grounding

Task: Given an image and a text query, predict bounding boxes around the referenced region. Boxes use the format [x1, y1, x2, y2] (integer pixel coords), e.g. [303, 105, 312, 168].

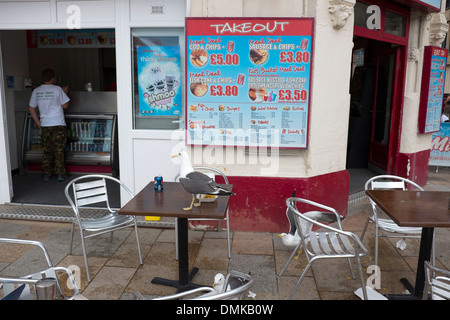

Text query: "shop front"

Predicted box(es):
[0, 0, 447, 233]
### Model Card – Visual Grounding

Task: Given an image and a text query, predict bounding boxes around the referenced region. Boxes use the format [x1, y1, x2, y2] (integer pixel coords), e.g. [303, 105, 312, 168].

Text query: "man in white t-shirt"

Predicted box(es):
[29, 68, 70, 182]
[442, 113, 449, 123]
[442, 95, 450, 123]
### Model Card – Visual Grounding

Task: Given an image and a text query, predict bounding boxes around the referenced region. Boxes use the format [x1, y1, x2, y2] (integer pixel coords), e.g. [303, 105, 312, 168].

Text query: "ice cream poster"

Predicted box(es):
[137, 46, 182, 116]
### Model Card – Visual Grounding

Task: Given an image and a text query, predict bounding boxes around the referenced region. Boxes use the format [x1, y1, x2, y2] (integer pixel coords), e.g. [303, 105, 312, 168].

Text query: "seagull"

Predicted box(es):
[171, 151, 235, 210]
[213, 273, 226, 292]
[278, 189, 301, 247]
[213, 272, 246, 297]
[278, 191, 344, 250]
[172, 151, 194, 178]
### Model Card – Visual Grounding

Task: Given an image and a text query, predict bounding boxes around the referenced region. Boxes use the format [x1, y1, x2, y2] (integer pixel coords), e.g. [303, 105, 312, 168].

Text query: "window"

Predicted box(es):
[131, 28, 184, 130]
[354, 2, 371, 29]
[385, 10, 406, 37]
[354, 0, 409, 45]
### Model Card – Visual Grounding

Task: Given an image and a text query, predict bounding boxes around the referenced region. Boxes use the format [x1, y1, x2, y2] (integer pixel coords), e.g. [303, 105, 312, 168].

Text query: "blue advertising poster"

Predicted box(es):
[430, 123, 450, 167]
[185, 18, 314, 148]
[419, 46, 448, 133]
[137, 46, 182, 116]
[417, 0, 441, 10]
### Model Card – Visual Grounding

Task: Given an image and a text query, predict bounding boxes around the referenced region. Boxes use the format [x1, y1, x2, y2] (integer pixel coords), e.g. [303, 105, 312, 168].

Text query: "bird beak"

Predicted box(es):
[171, 154, 178, 158]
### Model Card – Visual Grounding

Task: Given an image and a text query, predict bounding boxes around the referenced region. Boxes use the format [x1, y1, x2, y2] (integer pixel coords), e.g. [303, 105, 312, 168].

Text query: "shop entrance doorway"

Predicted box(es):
[369, 44, 403, 171]
[348, 38, 405, 173]
[0, 29, 119, 206]
[347, 0, 409, 174]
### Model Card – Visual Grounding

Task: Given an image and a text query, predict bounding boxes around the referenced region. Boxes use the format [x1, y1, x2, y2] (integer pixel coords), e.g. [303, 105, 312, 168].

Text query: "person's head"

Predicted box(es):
[41, 68, 55, 83]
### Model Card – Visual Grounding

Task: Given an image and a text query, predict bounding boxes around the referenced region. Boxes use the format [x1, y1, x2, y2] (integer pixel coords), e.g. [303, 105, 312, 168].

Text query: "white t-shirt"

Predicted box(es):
[442, 114, 449, 123]
[29, 84, 70, 127]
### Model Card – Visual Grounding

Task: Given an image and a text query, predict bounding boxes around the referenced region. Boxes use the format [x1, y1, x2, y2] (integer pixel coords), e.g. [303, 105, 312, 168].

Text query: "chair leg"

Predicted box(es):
[374, 226, 379, 267]
[355, 256, 368, 300]
[360, 218, 370, 241]
[347, 258, 356, 280]
[288, 261, 312, 300]
[69, 222, 75, 255]
[226, 218, 231, 259]
[79, 230, 91, 283]
[279, 242, 302, 277]
[134, 221, 143, 265]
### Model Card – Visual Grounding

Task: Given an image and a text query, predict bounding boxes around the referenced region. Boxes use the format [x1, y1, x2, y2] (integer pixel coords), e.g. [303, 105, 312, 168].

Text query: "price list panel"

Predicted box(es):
[418, 46, 448, 134]
[185, 18, 314, 148]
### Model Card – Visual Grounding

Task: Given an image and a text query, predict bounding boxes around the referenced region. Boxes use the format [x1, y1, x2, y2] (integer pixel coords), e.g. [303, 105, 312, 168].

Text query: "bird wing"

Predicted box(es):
[286, 206, 297, 236]
[227, 277, 245, 290]
[186, 171, 235, 195]
[286, 189, 297, 235]
[186, 171, 214, 183]
[179, 177, 216, 194]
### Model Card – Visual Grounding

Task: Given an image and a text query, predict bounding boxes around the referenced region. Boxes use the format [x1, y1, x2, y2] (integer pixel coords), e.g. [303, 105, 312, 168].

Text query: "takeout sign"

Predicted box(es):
[187, 18, 314, 36]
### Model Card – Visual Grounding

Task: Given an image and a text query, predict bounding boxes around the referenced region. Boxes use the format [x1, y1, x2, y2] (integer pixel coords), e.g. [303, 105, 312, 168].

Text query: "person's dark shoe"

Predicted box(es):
[43, 174, 51, 182]
[57, 174, 66, 182]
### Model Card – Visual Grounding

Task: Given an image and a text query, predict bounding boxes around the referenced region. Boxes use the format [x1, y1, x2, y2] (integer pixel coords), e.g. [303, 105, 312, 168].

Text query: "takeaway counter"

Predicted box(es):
[18, 91, 119, 176]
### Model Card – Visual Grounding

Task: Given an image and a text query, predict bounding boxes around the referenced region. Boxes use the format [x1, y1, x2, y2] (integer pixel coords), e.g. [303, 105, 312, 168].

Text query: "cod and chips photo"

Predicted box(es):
[190, 49, 208, 67]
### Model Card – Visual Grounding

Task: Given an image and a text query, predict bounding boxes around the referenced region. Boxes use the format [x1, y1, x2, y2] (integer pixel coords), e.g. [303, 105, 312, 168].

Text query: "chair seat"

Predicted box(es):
[430, 278, 450, 300]
[80, 212, 134, 232]
[305, 231, 367, 257]
[370, 216, 422, 234]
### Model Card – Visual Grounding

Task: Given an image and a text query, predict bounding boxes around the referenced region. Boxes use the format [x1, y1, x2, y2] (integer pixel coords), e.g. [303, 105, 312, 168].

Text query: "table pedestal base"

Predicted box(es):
[385, 228, 434, 300]
[151, 267, 202, 293]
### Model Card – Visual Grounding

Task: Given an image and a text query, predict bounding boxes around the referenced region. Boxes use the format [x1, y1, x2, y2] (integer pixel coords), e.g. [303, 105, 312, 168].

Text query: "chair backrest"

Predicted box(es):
[0, 238, 53, 268]
[174, 166, 229, 184]
[201, 270, 253, 300]
[364, 175, 424, 219]
[365, 175, 423, 192]
[286, 197, 365, 257]
[64, 174, 133, 218]
[150, 271, 253, 300]
[286, 197, 342, 237]
[424, 261, 450, 300]
[0, 238, 79, 300]
[0, 266, 79, 300]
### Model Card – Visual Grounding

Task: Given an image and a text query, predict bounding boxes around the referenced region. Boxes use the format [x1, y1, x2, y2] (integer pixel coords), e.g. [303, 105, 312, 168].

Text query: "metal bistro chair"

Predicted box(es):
[134, 270, 253, 300]
[64, 174, 143, 282]
[0, 238, 79, 300]
[280, 198, 368, 300]
[174, 166, 232, 259]
[423, 261, 450, 300]
[361, 175, 435, 267]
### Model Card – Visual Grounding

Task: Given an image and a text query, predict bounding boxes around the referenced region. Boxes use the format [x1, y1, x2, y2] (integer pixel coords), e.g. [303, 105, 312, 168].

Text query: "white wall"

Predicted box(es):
[188, 0, 354, 178]
[401, 5, 448, 155]
[0, 31, 29, 173]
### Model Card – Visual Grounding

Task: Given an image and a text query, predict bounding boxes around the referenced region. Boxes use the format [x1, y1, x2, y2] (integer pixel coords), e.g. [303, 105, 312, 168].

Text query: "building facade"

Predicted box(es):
[0, 0, 447, 232]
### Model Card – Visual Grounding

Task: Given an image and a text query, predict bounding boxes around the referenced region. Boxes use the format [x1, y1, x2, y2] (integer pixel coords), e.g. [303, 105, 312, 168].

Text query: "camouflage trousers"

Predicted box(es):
[41, 126, 67, 176]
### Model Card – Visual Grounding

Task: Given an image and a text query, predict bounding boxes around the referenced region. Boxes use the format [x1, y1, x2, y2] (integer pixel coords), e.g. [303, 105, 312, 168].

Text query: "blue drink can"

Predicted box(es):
[154, 176, 163, 191]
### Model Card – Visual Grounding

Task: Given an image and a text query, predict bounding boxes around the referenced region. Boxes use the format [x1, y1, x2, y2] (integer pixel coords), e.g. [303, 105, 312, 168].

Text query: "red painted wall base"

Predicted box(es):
[395, 149, 430, 186]
[191, 170, 350, 233]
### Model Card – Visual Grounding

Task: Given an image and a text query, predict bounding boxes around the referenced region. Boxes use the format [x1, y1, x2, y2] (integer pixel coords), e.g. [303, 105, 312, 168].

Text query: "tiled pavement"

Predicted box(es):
[0, 167, 449, 300]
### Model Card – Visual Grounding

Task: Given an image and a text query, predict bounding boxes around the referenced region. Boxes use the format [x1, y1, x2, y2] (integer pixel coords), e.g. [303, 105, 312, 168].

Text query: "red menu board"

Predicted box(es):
[418, 46, 448, 134]
[185, 18, 314, 148]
